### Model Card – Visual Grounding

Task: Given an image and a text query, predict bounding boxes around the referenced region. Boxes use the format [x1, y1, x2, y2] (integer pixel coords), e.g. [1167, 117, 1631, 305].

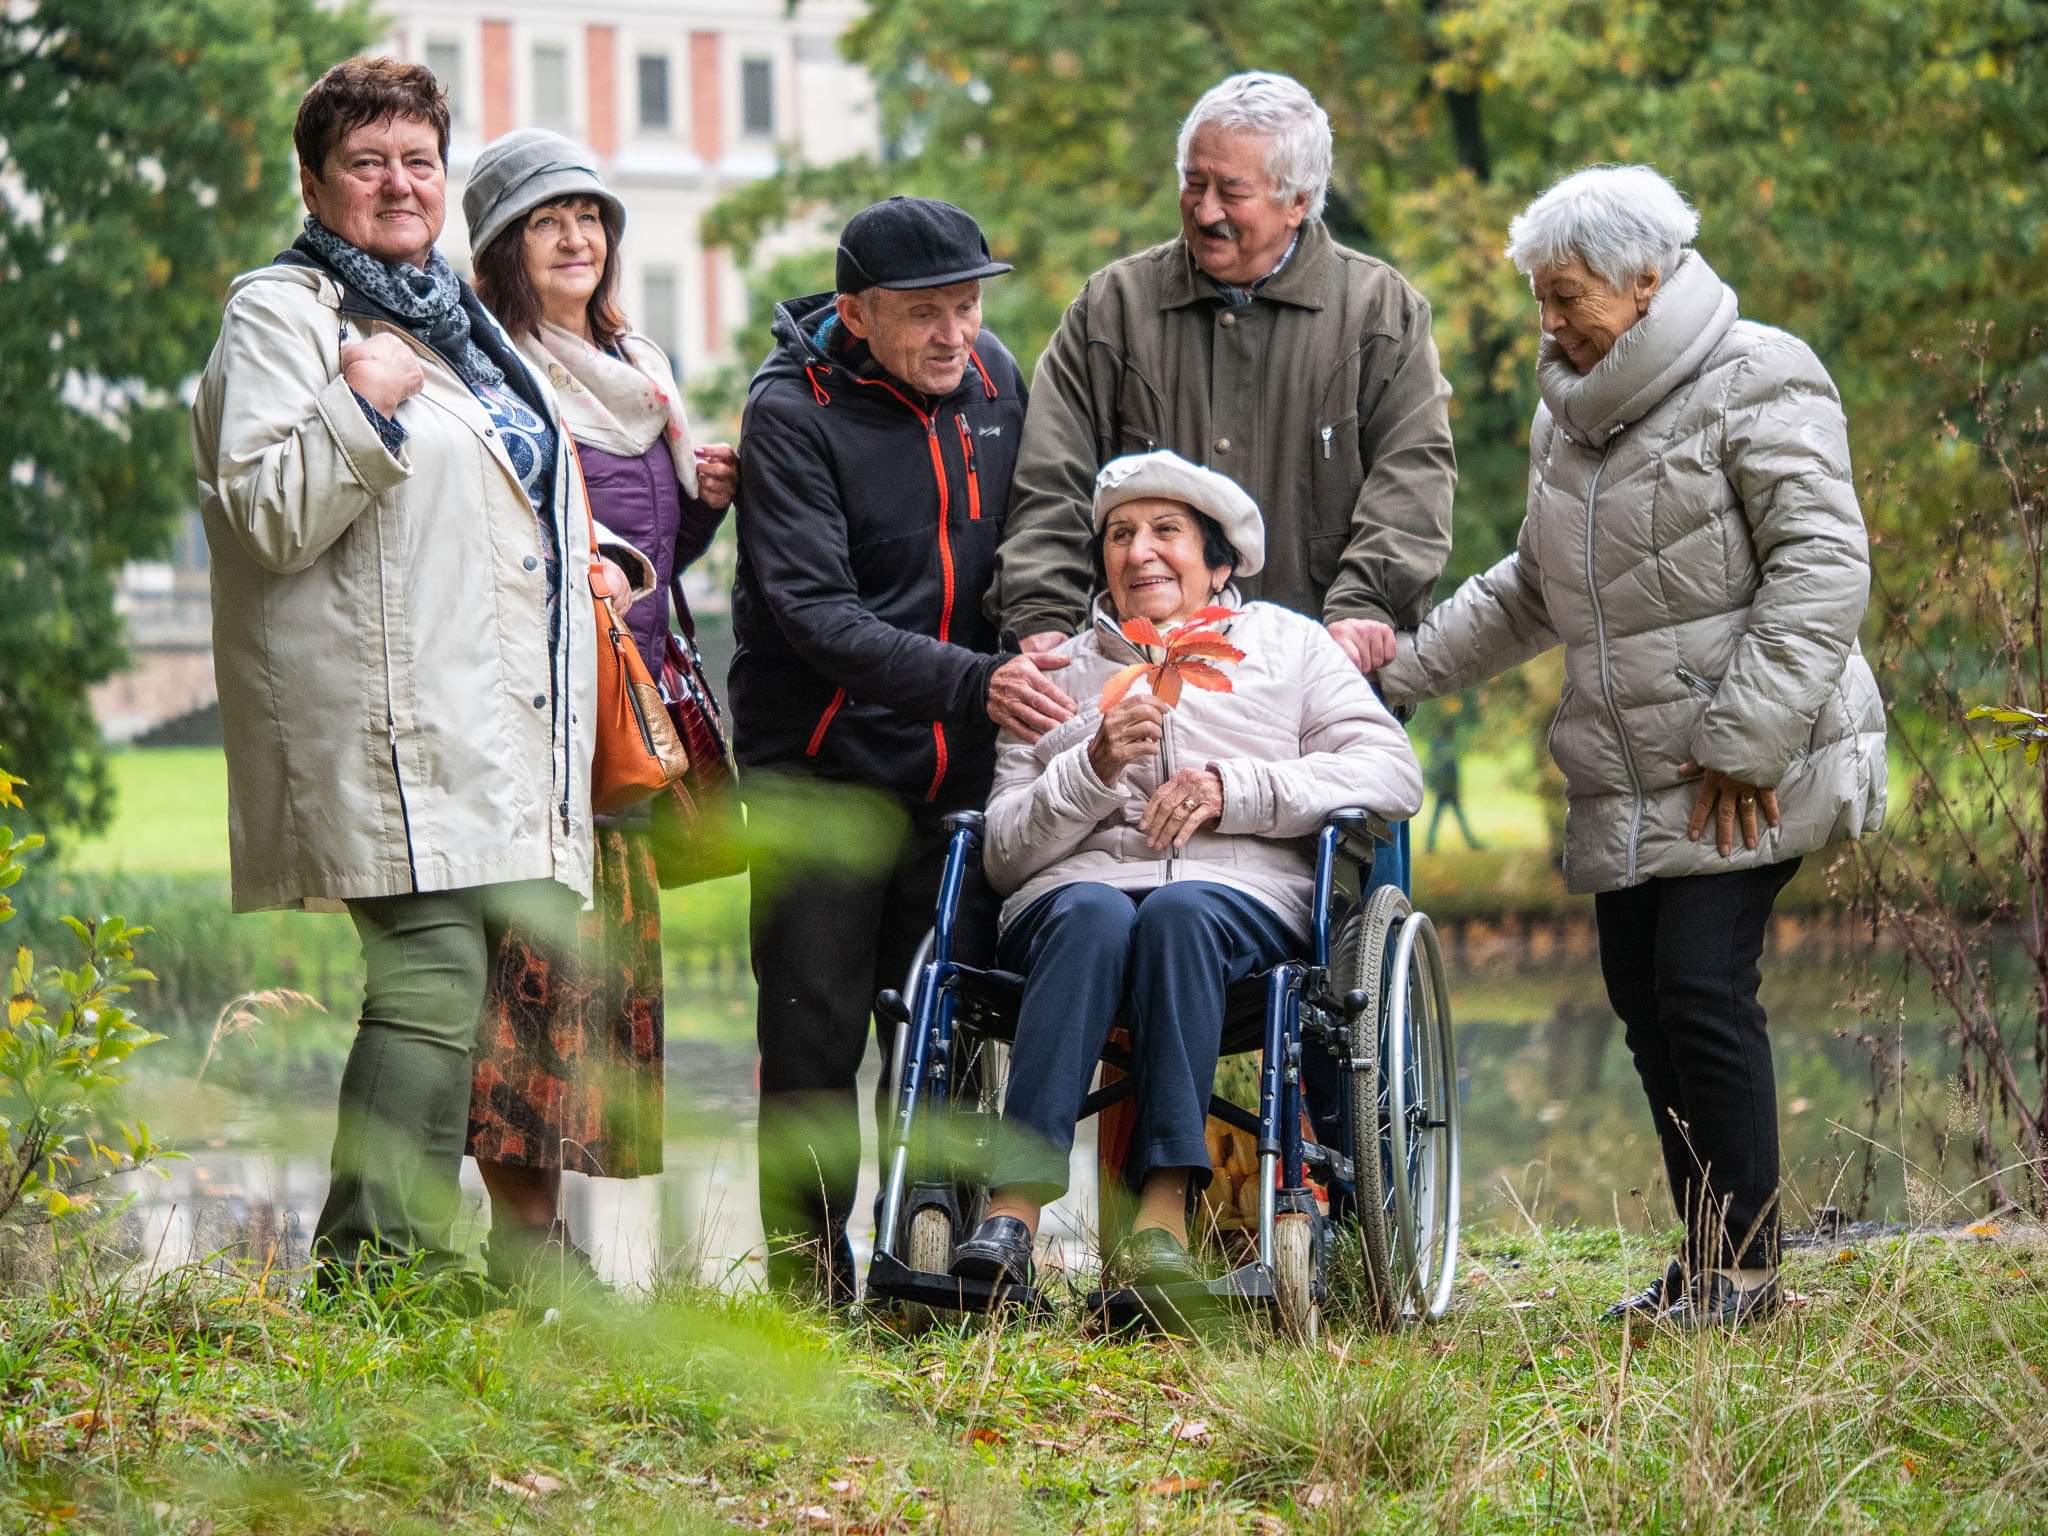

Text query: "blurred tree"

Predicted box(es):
[0, 0, 371, 834]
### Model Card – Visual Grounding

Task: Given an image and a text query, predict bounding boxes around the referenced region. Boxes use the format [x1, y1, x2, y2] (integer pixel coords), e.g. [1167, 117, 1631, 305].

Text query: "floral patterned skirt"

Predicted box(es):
[467, 819, 664, 1177]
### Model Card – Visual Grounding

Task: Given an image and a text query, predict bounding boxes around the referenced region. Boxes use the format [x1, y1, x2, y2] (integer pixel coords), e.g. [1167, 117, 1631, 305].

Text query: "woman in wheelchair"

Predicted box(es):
[949, 451, 1423, 1290]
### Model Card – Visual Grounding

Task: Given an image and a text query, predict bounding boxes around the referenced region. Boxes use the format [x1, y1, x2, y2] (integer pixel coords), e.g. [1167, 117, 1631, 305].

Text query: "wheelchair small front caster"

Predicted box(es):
[1273, 1212, 1321, 1343]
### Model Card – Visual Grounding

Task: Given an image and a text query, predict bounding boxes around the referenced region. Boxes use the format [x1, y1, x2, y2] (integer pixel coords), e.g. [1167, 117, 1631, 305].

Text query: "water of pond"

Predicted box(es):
[102, 939, 1979, 1293]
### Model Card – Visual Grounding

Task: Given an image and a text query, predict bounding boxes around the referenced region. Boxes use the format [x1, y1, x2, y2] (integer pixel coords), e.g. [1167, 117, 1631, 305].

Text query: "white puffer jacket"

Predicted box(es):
[1378, 252, 1886, 893]
[983, 596, 1423, 937]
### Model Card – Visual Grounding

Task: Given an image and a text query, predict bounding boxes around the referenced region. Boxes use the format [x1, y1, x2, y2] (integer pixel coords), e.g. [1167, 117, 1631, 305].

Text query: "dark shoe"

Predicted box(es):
[951, 1216, 1034, 1288]
[308, 1253, 508, 1319]
[1663, 1270, 1781, 1331]
[1109, 1226, 1202, 1288]
[484, 1219, 609, 1310]
[765, 1227, 859, 1310]
[1602, 1259, 1684, 1323]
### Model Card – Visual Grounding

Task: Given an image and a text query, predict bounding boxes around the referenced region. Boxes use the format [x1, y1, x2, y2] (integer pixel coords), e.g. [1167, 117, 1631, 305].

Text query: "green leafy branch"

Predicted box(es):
[0, 769, 172, 1230]
[1964, 704, 2048, 764]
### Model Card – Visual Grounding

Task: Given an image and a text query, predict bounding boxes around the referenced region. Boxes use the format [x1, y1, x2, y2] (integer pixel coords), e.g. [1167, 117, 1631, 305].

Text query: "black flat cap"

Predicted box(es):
[835, 196, 1013, 293]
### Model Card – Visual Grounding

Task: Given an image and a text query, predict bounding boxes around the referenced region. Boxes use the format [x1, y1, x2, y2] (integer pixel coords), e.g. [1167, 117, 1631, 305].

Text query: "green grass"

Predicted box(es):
[3, 1224, 2042, 1533]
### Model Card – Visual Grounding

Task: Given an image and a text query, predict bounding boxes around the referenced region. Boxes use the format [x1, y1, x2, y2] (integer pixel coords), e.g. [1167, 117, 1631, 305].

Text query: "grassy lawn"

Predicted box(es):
[4, 1223, 2042, 1533]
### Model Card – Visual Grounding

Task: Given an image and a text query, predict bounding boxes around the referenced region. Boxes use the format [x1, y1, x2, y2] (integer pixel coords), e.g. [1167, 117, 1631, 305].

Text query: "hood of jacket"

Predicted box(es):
[1536, 251, 1739, 448]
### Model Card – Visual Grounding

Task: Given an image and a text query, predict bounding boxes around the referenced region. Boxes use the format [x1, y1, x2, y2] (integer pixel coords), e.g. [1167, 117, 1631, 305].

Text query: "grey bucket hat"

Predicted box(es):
[464, 128, 624, 259]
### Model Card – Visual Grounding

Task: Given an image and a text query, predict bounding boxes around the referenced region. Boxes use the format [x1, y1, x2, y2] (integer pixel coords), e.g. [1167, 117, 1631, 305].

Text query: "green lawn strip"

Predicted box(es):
[4, 1225, 2042, 1533]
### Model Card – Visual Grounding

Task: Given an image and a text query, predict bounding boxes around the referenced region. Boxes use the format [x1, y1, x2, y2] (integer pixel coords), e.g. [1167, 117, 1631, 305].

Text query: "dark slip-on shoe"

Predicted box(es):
[951, 1215, 1034, 1288]
[1109, 1226, 1203, 1289]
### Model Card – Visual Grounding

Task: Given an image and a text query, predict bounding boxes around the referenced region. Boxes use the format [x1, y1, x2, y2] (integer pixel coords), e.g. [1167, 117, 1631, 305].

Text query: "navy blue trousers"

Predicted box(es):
[988, 880, 1298, 1202]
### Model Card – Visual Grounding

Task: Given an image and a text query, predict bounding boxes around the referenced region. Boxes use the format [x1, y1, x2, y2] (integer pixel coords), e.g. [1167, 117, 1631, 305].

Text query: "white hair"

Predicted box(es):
[1175, 73, 1332, 222]
[1504, 164, 1700, 291]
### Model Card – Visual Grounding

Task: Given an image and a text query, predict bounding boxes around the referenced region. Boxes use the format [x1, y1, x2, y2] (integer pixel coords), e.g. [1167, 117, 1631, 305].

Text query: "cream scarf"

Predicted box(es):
[518, 321, 700, 498]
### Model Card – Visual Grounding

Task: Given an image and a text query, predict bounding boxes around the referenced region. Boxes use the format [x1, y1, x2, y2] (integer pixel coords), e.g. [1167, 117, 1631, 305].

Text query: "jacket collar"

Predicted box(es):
[1159, 220, 1335, 312]
[1537, 251, 1739, 448]
[1089, 585, 1248, 660]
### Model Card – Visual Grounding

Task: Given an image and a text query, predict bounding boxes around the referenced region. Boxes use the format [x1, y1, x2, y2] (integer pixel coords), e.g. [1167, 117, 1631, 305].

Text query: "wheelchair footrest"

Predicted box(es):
[1085, 1260, 1277, 1335]
[865, 1251, 1045, 1317]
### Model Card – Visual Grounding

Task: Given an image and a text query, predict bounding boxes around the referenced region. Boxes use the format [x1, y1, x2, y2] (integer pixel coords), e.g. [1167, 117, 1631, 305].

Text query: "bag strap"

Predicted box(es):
[667, 574, 698, 643]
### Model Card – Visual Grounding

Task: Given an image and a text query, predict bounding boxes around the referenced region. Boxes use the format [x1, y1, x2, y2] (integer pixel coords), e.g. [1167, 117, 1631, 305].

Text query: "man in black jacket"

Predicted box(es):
[733, 197, 1071, 1300]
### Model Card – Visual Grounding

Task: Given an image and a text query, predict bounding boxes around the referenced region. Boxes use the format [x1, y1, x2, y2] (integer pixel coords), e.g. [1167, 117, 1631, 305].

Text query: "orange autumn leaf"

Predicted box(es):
[1168, 632, 1246, 664]
[1099, 662, 1150, 712]
[1120, 616, 1165, 648]
[1097, 608, 1247, 711]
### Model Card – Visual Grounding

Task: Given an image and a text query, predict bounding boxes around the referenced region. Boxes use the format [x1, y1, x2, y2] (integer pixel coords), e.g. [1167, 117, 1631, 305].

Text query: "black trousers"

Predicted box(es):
[1594, 857, 1799, 1270]
[750, 797, 991, 1289]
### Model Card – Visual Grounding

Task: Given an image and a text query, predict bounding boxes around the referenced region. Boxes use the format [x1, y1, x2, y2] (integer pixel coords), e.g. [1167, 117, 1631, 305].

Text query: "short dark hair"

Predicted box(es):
[473, 196, 629, 352]
[294, 57, 450, 177]
[1088, 508, 1241, 593]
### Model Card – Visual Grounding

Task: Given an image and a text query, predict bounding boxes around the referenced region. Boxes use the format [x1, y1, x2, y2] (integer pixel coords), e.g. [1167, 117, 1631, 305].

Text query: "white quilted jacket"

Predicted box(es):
[983, 596, 1423, 936]
[1378, 252, 1886, 894]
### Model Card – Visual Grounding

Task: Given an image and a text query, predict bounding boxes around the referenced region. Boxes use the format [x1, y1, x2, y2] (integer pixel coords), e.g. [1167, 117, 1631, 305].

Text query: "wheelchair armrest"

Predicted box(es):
[943, 809, 986, 837]
[1324, 807, 1396, 846]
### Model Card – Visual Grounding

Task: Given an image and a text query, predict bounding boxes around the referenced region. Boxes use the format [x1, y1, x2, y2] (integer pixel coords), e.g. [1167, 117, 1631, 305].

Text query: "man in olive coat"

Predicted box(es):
[993, 73, 1457, 674]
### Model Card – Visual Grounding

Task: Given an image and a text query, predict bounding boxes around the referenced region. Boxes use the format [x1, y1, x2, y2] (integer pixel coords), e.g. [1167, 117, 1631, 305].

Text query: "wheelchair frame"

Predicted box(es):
[866, 806, 1460, 1336]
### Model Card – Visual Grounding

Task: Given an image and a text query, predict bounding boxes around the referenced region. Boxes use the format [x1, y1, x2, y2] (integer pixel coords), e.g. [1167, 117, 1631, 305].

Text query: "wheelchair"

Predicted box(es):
[864, 807, 1460, 1338]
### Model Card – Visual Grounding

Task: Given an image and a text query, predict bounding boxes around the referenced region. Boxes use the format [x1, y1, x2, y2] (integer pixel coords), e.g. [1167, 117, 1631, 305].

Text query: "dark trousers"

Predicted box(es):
[1594, 857, 1799, 1271]
[317, 880, 575, 1267]
[751, 801, 989, 1289]
[989, 881, 1297, 1202]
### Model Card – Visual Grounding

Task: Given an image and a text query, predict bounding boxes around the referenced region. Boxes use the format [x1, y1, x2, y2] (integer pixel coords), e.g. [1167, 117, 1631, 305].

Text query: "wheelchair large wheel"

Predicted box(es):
[1382, 912, 1460, 1320]
[1333, 883, 1410, 1328]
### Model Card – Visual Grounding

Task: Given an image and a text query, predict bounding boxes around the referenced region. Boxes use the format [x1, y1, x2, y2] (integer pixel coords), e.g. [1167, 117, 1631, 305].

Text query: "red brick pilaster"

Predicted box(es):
[481, 20, 513, 141]
[585, 25, 617, 157]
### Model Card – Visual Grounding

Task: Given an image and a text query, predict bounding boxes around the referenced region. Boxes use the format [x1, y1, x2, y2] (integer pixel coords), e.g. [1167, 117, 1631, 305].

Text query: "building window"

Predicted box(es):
[425, 38, 464, 124]
[636, 52, 671, 131]
[532, 42, 570, 130]
[641, 267, 681, 378]
[740, 56, 775, 139]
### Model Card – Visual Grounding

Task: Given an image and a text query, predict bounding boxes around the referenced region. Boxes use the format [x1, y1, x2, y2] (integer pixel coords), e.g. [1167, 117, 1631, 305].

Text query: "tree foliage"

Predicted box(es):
[0, 0, 371, 835]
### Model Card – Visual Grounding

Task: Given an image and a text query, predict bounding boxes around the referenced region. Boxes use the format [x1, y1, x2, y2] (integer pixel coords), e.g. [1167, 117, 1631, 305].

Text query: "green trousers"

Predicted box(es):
[313, 880, 575, 1269]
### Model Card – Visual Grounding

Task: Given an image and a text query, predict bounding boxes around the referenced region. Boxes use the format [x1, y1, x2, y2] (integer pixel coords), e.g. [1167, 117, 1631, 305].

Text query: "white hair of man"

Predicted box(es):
[1504, 164, 1701, 292]
[1174, 72, 1333, 222]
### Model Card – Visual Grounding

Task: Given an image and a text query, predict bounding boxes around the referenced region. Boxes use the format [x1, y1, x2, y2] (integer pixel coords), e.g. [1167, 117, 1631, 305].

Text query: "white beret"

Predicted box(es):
[1091, 450, 1265, 578]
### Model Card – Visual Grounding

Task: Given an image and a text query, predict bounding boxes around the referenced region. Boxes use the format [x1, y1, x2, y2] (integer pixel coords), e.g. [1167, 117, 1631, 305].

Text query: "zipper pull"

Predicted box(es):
[1320, 424, 1334, 460]
[559, 798, 570, 833]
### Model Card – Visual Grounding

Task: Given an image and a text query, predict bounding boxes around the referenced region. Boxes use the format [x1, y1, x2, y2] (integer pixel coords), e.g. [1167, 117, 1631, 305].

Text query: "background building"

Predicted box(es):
[96, 2, 875, 742]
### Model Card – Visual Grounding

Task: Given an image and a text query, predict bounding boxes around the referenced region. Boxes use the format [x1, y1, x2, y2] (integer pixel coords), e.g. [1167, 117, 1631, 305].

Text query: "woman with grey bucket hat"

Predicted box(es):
[460, 127, 739, 1295]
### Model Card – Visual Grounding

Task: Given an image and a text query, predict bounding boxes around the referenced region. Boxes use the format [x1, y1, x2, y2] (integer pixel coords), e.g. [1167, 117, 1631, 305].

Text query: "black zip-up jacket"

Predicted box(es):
[731, 292, 1028, 806]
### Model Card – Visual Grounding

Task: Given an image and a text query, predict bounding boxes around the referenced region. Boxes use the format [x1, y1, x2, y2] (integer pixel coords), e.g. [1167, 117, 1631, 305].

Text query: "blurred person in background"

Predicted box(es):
[462, 129, 738, 1295]
[1378, 165, 1886, 1329]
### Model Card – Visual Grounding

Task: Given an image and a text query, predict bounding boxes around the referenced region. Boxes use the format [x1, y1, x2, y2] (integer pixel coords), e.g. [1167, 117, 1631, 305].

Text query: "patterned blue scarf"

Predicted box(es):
[300, 217, 504, 391]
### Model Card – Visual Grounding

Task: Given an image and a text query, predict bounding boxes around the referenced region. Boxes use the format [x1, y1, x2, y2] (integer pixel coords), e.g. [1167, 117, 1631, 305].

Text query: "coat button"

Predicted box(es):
[1220, 311, 1236, 328]
[1214, 437, 1231, 454]
[523, 554, 539, 571]
[532, 694, 547, 710]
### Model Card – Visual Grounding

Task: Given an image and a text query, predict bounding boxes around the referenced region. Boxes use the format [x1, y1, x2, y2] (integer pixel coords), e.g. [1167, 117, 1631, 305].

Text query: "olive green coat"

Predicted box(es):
[992, 220, 1456, 635]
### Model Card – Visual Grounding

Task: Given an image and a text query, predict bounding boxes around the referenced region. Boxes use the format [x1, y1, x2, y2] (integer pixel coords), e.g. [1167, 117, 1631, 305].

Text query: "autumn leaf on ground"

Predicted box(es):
[1100, 609, 1246, 711]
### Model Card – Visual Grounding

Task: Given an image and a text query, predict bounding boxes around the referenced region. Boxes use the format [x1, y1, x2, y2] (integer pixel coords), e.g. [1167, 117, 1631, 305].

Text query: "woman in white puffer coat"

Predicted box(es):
[946, 451, 1423, 1294]
[1378, 165, 1886, 1330]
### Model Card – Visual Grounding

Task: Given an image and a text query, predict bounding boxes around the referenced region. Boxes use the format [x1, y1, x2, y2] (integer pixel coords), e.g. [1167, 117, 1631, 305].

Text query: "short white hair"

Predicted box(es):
[1175, 73, 1332, 222]
[1504, 164, 1700, 291]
